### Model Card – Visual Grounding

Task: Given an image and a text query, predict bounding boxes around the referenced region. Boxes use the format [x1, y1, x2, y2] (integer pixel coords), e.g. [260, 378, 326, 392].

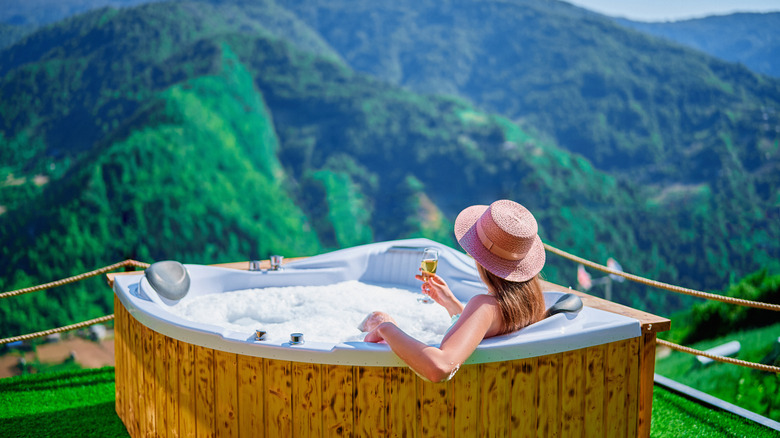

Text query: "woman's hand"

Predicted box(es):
[415, 272, 464, 317]
[359, 311, 396, 333]
[363, 322, 391, 343]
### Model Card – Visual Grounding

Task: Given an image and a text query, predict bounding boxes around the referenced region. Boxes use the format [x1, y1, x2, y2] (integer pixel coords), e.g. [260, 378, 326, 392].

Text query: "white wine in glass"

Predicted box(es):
[418, 248, 438, 304]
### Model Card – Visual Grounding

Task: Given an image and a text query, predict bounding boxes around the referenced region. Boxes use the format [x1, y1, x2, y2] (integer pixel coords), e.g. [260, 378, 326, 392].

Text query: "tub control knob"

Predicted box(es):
[255, 330, 266, 341]
[290, 333, 304, 345]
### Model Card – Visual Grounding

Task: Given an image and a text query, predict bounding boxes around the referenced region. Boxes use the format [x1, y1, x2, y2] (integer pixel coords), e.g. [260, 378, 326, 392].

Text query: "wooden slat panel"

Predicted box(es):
[626, 337, 640, 438]
[321, 364, 353, 437]
[114, 299, 124, 423]
[481, 361, 510, 437]
[386, 366, 417, 438]
[265, 359, 292, 436]
[142, 324, 156, 433]
[561, 350, 584, 438]
[195, 345, 215, 438]
[453, 364, 479, 437]
[638, 333, 657, 438]
[119, 305, 130, 430]
[354, 366, 386, 437]
[179, 342, 196, 438]
[165, 336, 180, 438]
[292, 362, 323, 438]
[584, 345, 605, 437]
[419, 376, 450, 437]
[215, 350, 238, 438]
[510, 357, 538, 438]
[154, 330, 168, 438]
[238, 355, 264, 437]
[128, 310, 141, 437]
[114, 297, 124, 423]
[606, 341, 628, 438]
[536, 353, 561, 438]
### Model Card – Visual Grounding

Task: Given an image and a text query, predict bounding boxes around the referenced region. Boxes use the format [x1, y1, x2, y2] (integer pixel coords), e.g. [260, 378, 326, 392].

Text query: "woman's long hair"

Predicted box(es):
[477, 264, 546, 335]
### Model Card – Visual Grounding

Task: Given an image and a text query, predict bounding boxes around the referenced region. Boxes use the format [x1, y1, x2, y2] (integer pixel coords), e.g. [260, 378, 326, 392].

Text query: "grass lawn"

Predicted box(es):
[0, 366, 777, 437]
[656, 322, 780, 422]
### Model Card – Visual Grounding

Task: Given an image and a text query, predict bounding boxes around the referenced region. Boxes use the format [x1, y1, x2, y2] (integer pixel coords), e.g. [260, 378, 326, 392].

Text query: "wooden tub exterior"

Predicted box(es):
[112, 270, 669, 437]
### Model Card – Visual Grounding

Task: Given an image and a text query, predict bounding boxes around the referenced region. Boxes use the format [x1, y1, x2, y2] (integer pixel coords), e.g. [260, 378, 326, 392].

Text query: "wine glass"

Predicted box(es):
[418, 248, 438, 304]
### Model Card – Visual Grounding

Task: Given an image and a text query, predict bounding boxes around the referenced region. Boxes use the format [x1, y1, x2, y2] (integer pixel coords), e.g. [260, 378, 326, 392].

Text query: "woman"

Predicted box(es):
[361, 199, 547, 382]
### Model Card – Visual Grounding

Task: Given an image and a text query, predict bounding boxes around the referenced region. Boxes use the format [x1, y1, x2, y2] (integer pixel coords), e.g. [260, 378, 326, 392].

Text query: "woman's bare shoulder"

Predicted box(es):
[460, 294, 503, 337]
[463, 294, 500, 315]
[467, 293, 499, 305]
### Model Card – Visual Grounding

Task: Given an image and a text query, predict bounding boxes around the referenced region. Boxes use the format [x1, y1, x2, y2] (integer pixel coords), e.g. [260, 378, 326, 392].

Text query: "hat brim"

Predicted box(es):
[454, 205, 545, 282]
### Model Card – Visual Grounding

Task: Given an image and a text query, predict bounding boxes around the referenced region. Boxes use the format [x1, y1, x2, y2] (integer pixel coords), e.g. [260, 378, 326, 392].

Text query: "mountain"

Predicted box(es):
[1, 0, 779, 334]
[0, 1, 650, 334]
[0, 0, 163, 49]
[0, 0, 158, 28]
[272, 0, 780, 294]
[615, 13, 780, 79]
[0, 23, 35, 50]
[276, 1, 780, 186]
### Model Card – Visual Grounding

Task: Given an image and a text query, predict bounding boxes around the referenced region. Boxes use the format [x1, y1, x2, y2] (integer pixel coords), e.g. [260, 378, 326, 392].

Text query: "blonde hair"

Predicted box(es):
[477, 264, 546, 335]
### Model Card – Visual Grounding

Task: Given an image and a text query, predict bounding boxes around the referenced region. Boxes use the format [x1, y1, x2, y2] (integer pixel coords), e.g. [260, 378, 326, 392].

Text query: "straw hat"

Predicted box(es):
[454, 200, 545, 282]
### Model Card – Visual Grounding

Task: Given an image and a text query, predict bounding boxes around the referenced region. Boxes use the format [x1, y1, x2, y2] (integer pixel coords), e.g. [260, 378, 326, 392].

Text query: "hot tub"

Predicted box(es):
[112, 238, 662, 437]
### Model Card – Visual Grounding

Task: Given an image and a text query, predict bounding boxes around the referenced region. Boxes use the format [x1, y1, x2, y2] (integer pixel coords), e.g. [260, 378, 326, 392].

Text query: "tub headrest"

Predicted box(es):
[545, 293, 583, 318]
[145, 261, 191, 301]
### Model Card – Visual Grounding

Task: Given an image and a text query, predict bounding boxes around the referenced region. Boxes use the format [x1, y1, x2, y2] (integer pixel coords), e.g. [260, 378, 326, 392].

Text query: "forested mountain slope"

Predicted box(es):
[1, 0, 778, 334]
[0, 2, 651, 333]
[616, 13, 780, 79]
[278, 1, 780, 185]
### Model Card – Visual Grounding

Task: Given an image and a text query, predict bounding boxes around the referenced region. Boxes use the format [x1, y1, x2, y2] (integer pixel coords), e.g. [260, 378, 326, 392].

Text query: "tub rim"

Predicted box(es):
[113, 238, 642, 367]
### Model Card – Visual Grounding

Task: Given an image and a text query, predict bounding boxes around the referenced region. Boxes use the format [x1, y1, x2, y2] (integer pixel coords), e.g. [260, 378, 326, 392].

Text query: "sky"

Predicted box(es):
[563, 0, 780, 22]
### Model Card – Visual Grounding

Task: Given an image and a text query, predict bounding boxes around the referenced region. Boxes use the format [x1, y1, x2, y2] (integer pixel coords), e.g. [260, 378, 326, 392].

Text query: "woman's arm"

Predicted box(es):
[414, 272, 465, 317]
[365, 294, 502, 382]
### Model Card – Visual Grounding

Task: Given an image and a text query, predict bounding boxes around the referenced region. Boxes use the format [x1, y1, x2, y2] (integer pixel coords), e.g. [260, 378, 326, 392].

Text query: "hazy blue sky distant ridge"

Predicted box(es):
[564, 0, 780, 22]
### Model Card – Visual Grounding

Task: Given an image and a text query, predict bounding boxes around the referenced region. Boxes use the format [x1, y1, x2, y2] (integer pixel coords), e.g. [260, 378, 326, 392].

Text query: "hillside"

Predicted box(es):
[0, 0, 157, 28]
[277, 0, 780, 185]
[1, 0, 779, 335]
[0, 2, 652, 334]
[616, 13, 780, 79]
[274, 0, 780, 292]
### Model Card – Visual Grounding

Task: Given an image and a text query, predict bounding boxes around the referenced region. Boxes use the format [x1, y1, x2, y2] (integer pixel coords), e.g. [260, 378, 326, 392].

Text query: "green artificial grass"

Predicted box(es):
[650, 386, 778, 438]
[0, 367, 128, 438]
[1, 367, 777, 437]
[656, 322, 780, 421]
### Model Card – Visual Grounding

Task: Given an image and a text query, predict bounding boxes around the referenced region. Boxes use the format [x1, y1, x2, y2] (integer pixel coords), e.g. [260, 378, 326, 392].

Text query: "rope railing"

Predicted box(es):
[657, 339, 780, 374]
[0, 314, 115, 345]
[2, 252, 778, 374]
[0, 259, 148, 345]
[0, 259, 149, 300]
[544, 243, 780, 312]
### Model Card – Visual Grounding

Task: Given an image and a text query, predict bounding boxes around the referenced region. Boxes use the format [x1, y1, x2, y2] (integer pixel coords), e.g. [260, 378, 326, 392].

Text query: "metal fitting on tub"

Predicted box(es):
[290, 333, 304, 345]
[270, 255, 284, 271]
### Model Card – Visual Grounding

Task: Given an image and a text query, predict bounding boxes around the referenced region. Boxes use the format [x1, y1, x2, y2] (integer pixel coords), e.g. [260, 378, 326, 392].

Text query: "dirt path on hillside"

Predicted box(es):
[0, 334, 115, 378]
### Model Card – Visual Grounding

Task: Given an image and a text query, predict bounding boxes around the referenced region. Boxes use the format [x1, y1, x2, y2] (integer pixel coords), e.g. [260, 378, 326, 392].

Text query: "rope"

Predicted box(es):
[544, 243, 780, 312]
[0, 260, 149, 300]
[657, 339, 780, 374]
[0, 314, 115, 345]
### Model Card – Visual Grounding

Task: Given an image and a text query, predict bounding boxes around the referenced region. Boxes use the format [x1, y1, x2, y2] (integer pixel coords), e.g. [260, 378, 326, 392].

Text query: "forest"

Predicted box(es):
[1, 0, 779, 337]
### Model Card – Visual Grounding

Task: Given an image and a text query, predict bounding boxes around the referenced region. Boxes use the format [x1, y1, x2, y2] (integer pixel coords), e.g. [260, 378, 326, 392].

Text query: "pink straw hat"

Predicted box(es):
[454, 200, 545, 282]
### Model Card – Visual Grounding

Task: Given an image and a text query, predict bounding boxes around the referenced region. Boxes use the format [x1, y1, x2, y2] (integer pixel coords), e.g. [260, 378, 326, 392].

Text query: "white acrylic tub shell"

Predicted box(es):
[113, 238, 641, 367]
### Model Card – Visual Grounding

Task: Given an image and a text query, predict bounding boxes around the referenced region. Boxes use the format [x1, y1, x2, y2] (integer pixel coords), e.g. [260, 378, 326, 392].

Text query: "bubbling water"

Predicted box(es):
[168, 280, 454, 344]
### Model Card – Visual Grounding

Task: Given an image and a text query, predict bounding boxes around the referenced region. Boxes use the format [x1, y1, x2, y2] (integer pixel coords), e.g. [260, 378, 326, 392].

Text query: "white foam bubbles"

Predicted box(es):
[167, 280, 454, 344]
